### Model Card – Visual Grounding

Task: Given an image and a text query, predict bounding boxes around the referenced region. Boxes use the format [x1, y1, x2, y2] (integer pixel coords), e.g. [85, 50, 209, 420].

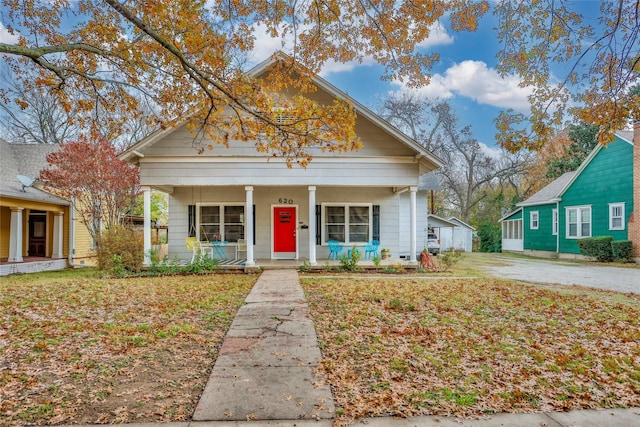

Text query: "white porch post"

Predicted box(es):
[143, 187, 152, 265]
[409, 186, 418, 264]
[245, 186, 255, 266]
[308, 186, 317, 265]
[52, 211, 64, 258]
[9, 207, 24, 262]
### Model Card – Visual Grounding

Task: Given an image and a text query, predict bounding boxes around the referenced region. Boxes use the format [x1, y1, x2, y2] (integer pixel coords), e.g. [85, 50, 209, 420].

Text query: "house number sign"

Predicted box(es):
[278, 198, 294, 204]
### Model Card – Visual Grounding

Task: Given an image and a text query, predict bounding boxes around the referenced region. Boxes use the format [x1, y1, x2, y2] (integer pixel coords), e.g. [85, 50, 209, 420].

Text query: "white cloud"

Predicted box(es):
[478, 141, 503, 160]
[248, 23, 293, 63]
[417, 21, 454, 48]
[392, 60, 533, 113]
[0, 22, 20, 44]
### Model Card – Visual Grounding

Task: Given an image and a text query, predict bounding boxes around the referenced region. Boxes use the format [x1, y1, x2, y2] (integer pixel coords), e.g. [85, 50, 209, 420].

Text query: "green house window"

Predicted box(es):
[609, 203, 625, 231]
[530, 211, 539, 230]
[566, 206, 591, 239]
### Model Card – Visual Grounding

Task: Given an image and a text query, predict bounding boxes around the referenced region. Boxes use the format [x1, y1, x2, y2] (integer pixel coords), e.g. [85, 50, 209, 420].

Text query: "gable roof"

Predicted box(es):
[517, 171, 576, 207]
[427, 214, 459, 228]
[517, 131, 633, 208]
[448, 217, 476, 231]
[0, 139, 69, 205]
[120, 53, 444, 173]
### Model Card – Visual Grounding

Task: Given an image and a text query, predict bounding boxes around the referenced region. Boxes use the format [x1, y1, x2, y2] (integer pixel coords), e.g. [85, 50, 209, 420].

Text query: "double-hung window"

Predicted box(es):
[566, 206, 591, 239]
[323, 204, 371, 244]
[198, 204, 245, 242]
[609, 203, 625, 230]
[530, 211, 539, 230]
[552, 208, 558, 235]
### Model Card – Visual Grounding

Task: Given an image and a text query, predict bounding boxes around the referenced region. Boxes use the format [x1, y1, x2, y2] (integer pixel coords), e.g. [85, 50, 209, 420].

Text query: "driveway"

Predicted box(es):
[482, 255, 640, 294]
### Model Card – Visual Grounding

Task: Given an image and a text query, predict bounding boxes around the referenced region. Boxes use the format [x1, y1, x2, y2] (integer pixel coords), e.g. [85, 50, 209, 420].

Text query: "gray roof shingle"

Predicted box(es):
[518, 171, 576, 206]
[0, 139, 69, 205]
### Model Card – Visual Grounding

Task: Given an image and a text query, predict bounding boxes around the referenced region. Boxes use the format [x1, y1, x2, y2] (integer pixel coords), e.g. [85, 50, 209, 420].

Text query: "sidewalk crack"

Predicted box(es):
[271, 307, 296, 336]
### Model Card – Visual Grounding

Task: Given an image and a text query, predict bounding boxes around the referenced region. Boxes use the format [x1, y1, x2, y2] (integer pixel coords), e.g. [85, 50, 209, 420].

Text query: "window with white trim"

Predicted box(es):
[502, 219, 522, 240]
[552, 208, 558, 235]
[198, 204, 245, 242]
[609, 203, 625, 230]
[323, 203, 371, 244]
[530, 211, 539, 230]
[566, 206, 591, 239]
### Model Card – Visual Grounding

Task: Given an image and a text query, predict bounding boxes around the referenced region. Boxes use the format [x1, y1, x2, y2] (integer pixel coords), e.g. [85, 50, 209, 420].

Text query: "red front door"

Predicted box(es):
[273, 206, 297, 255]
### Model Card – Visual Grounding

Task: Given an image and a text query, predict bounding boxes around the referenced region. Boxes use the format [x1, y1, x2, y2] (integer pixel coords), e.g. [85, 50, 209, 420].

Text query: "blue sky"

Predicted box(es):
[248, 10, 532, 151]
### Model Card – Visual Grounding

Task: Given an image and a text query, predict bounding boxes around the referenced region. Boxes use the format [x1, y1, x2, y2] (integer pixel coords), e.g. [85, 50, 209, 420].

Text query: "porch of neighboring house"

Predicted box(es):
[0, 256, 68, 276]
[500, 208, 524, 253]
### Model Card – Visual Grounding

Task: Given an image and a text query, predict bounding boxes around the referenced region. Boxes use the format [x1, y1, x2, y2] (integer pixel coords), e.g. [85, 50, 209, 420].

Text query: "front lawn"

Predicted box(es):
[0, 270, 256, 426]
[302, 276, 640, 424]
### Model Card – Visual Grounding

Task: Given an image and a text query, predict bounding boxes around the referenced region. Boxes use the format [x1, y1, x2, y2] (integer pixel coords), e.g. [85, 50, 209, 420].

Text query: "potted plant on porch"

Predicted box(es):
[381, 248, 390, 259]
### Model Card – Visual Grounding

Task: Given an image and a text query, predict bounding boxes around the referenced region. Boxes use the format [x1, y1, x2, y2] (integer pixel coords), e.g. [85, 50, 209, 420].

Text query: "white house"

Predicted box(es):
[120, 55, 444, 266]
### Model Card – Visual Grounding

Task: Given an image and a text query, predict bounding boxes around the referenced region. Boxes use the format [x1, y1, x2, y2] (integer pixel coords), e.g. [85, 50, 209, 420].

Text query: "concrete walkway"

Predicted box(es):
[192, 269, 334, 421]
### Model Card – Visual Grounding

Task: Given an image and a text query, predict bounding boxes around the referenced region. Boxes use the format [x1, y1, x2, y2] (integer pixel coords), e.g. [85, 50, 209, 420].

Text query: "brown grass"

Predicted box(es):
[0, 270, 256, 426]
[302, 276, 640, 424]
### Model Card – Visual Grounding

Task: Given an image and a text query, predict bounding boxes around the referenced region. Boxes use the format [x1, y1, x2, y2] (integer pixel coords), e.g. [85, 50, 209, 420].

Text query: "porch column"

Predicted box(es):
[308, 186, 317, 265]
[9, 207, 24, 262]
[52, 211, 64, 259]
[143, 187, 151, 265]
[409, 186, 418, 264]
[245, 186, 255, 266]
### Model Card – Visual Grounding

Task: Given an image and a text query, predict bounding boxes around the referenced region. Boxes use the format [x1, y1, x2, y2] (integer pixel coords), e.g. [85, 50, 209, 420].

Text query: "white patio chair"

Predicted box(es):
[235, 239, 247, 260]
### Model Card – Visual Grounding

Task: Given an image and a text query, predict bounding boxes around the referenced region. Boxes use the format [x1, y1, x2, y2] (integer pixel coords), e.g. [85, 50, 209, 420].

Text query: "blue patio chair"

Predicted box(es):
[328, 240, 344, 260]
[364, 240, 380, 259]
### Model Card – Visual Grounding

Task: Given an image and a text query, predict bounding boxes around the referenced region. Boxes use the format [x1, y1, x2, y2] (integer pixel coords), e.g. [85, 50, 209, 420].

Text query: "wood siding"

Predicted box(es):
[139, 158, 420, 188]
[559, 137, 633, 254]
[523, 205, 557, 252]
[142, 114, 415, 159]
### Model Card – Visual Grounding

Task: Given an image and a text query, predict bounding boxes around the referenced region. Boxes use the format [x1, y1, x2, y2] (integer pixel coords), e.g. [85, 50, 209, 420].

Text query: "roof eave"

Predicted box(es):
[516, 197, 561, 207]
[498, 207, 523, 222]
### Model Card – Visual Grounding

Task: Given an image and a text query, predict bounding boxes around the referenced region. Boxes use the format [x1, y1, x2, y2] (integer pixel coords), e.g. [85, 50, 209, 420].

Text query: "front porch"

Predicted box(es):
[143, 185, 426, 268]
[199, 253, 422, 274]
[0, 257, 68, 276]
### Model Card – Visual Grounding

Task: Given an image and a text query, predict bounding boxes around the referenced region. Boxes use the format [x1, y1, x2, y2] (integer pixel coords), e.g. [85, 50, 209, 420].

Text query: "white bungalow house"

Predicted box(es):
[120, 55, 444, 266]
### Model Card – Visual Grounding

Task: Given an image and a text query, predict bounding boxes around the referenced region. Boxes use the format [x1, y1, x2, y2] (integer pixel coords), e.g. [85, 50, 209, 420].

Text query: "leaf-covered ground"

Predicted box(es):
[0, 271, 256, 426]
[301, 277, 640, 423]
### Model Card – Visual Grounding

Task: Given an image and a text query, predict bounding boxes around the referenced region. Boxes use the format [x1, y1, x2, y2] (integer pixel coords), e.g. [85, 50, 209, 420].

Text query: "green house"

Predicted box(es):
[500, 131, 634, 258]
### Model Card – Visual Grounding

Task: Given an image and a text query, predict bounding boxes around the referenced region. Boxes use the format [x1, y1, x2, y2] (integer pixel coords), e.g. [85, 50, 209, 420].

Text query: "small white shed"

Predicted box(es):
[442, 217, 475, 252]
[427, 214, 475, 252]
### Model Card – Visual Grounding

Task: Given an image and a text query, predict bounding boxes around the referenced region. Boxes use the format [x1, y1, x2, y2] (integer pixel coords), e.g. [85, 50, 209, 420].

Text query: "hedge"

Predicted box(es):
[611, 240, 633, 263]
[577, 236, 613, 262]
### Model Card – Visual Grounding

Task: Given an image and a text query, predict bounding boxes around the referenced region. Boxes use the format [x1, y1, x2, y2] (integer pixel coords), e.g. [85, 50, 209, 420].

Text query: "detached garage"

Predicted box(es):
[426, 214, 475, 252]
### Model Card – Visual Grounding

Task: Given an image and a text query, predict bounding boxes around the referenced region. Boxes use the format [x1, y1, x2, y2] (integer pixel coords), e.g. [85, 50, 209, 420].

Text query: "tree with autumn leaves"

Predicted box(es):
[2, 0, 636, 157]
[39, 136, 140, 245]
